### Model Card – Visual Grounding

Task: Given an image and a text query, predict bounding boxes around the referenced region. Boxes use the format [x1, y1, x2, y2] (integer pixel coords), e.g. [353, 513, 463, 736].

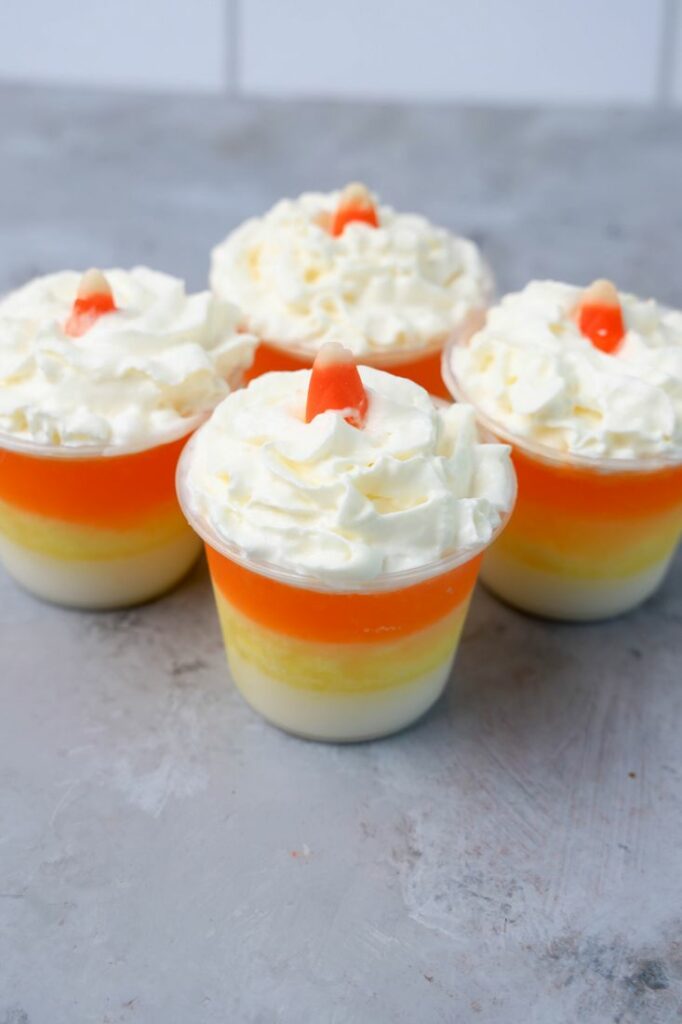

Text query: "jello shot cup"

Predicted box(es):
[0, 421, 204, 609]
[443, 279, 682, 620]
[177, 344, 515, 742]
[178, 474, 513, 742]
[0, 266, 255, 608]
[241, 313, 489, 403]
[211, 184, 493, 400]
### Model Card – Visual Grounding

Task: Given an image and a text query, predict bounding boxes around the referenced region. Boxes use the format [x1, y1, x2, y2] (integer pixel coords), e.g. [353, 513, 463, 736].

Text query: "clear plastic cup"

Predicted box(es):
[442, 342, 682, 621]
[177, 430, 516, 742]
[0, 417, 207, 609]
[242, 293, 493, 401]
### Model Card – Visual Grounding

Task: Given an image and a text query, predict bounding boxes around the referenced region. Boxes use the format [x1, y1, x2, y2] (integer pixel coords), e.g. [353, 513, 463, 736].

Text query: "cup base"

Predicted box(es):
[227, 644, 454, 742]
[481, 549, 672, 621]
[0, 531, 201, 610]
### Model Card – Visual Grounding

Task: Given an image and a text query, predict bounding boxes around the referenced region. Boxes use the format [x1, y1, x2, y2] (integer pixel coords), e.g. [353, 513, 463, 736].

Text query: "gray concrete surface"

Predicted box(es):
[1, 84, 681, 1024]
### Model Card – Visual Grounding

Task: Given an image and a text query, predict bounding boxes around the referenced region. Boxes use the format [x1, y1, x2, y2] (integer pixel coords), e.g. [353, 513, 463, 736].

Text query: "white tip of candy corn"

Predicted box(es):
[314, 342, 356, 369]
[579, 279, 619, 308]
[77, 268, 112, 300]
[339, 182, 373, 207]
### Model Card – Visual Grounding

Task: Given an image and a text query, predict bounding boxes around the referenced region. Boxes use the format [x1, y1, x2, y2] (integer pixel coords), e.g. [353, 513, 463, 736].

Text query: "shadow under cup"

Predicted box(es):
[0, 421, 204, 609]
[177, 432, 515, 742]
[442, 350, 682, 621]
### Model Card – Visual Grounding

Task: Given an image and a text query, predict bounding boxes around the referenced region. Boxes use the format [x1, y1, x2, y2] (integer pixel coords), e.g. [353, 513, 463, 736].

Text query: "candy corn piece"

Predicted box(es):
[329, 183, 379, 237]
[574, 279, 625, 354]
[305, 343, 368, 428]
[65, 269, 117, 338]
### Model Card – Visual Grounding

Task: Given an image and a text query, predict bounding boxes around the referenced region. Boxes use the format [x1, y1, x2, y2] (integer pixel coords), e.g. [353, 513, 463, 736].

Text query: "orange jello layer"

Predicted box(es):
[489, 445, 682, 579]
[510, 444, 682, 519]
[0, 433, 192, 528]
[206, 543, 481, 644]
[245, 341, 450, 399]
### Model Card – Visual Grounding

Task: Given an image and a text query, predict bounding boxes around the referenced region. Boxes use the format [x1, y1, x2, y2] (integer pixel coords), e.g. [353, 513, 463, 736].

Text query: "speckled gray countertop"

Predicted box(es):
[1, 85, 681, 1024]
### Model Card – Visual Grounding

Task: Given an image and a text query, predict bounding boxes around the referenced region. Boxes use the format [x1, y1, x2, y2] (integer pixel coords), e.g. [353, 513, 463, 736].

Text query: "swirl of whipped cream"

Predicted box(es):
[183, 367, 514, 587]
[210, 189, 493, 358]
[0, 267, 256, 449]
[450, 280, 682, 461]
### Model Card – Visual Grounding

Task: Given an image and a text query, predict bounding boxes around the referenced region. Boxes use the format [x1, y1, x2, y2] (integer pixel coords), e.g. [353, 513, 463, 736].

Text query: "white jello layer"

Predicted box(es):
[227, 645, 455, 742]
[0, 531, 201, 610]
[481, 548, 674, 621]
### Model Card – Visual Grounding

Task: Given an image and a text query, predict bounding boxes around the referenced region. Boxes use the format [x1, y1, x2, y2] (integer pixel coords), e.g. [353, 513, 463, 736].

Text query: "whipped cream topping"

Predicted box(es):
[450, 280, 682, 461]
[0, 268, 255, 449]
[183, 368, 514, 587]
[210, 189, 492, 358]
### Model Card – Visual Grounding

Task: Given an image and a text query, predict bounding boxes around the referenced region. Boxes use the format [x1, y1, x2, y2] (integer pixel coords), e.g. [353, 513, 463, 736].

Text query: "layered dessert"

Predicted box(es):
[0, 266, 254, 607]
[210, 184, 492, 398]
[178, 344, 515, 741]
[445, 279, 682, 619]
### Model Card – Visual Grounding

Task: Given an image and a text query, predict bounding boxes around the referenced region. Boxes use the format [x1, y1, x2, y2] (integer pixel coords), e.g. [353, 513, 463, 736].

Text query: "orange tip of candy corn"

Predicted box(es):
[305, 342, 369, 428]
[65, 268, 117, 338]
[574, 279, 625, 354]
[329, 183, 379, 237]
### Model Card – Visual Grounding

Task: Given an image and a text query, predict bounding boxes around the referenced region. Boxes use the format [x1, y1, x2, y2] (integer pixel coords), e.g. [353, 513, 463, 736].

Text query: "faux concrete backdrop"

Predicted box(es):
[0, 84, 681, 1023]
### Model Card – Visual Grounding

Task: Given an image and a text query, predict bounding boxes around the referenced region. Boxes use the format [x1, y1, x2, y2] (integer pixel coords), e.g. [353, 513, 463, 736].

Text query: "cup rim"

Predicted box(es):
[175, 408, 517, 595]
[235, 258, 496, 367]
[259, 333, 449, 367]
[254, 310, 487, 368]
[0, 366, 251, 461]
[0, 411, 209, 460]
[441, 334, 682, 475]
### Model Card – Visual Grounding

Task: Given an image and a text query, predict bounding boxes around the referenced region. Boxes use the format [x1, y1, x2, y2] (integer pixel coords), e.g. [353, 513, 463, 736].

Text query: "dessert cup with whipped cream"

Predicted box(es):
[210, 184, 493, 400]
[178, 344, 515, 742]
[444, 279, 682, 621]
[0, 267, 255, 608]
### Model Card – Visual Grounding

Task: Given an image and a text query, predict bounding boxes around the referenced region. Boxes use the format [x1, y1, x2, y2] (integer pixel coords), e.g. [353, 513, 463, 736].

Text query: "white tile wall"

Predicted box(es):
[0, 0, 679, 106]
[0, 0, 228, 93]
[239, 0, 665, 105]
[672, 0, 682, 103]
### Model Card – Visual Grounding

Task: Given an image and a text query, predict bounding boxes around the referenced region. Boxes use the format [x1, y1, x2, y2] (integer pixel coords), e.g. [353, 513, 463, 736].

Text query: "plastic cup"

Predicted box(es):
[442, 343, 682, 621]
[177, 430, 515, 742]
[242, 306, 492, 401]
[0, 418, 207, 609]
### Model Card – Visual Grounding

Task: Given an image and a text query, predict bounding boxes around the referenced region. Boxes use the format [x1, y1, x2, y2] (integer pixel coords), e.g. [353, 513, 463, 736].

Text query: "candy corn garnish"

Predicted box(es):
[329, 183, 379, 237]
[65, 269, 117, 338]
[574, 279, 625, 354]
[305, 343, 368, 428]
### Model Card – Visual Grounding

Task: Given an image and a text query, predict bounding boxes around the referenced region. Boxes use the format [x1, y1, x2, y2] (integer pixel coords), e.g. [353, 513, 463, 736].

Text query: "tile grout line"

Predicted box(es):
[656, 0, 679, 106]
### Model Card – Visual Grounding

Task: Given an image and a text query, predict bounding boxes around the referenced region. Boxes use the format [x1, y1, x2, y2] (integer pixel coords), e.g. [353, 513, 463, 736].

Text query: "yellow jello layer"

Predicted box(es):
[214, 587, 469, 695]
[0, 497, 192, 562]
[495, 504, 681, 580]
